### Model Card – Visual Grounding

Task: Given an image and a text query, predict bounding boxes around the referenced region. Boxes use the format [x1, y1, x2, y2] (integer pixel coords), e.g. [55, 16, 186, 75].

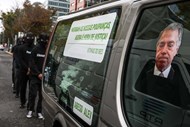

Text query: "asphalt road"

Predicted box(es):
[0, 50, 44, 127]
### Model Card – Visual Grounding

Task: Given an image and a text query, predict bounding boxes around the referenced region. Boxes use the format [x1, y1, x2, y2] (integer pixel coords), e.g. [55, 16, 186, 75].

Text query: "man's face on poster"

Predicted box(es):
[155, 30, 179, 72]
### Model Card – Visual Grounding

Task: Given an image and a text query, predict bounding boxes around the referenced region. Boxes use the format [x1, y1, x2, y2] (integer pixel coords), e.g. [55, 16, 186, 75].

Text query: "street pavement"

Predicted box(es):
[0, 50, 44, 127]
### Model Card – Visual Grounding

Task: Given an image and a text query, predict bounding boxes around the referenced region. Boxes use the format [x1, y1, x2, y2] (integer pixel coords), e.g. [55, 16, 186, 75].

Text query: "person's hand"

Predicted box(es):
[38, 74, 43, 80]
[27, 68, 30, 75]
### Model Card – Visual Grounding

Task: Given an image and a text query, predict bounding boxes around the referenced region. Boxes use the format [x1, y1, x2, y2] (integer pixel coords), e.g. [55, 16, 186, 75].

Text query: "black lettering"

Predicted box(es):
[155, 117, 163, 126]
[140, 111, 163, 126]
[140, 111, 146, 118]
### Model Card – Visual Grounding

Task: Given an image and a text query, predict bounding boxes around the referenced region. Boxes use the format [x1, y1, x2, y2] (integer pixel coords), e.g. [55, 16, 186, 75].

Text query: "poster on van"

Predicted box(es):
[73, 97, 94, 125]
[64, 13, 117, 63]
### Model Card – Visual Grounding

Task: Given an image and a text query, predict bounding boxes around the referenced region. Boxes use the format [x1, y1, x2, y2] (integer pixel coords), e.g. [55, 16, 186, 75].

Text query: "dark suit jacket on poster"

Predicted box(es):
[135, 60, 190, 108]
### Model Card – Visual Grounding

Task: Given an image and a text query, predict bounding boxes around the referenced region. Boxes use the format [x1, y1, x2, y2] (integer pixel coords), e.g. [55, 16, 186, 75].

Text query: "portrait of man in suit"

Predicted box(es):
[154, 22, 183, 79]
[135, 22, 190, 107]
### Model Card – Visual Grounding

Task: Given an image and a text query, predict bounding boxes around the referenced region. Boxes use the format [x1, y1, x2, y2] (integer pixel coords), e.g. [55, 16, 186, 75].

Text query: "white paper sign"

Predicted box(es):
[64, 13, 117, 63]
[73, 97, 94, 125]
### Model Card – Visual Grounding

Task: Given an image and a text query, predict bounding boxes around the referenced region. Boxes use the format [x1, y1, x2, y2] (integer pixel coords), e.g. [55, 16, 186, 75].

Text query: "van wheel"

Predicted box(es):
[53, 120, 62, 127]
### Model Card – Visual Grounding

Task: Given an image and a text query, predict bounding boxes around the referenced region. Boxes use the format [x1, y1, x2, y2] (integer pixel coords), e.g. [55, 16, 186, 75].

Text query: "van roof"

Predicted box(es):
[57, 0, 168, 21]
[57, 0, 134, 21]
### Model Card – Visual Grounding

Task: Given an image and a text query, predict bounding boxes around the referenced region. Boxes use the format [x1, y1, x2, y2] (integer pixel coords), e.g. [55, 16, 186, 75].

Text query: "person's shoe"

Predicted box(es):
[19, 104, 25, 109]
[37, 113, 44, 120]
[13, 90, 16, 94]
[26, 111, 33, 118]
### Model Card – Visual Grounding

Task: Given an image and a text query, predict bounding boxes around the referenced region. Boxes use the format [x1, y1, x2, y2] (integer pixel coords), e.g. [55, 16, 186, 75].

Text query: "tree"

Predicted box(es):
[15, 0, 54, 35]
[1, 11, 17, 44]
[1, 0, 56, 44]
[14, 0, 55, 35]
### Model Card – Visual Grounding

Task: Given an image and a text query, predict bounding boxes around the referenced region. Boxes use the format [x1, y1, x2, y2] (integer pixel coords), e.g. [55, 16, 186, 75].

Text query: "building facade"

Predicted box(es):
[48, 0, 70, 20]
[69, 0, 108, 12]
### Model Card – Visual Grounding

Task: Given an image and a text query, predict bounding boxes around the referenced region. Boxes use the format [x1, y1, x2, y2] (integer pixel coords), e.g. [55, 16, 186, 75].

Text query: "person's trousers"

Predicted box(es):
[15, 68, 20, 96]
[28, 78, 42, 113]
[12, 61, 15, 90]
[19, 71, 29, 105]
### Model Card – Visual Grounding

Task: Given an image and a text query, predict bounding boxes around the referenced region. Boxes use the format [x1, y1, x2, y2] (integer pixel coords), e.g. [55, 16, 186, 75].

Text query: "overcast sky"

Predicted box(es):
[0, 0, 47, 13]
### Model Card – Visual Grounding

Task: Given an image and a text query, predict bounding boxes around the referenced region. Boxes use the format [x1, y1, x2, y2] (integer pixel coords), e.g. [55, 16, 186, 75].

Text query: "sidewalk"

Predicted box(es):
[0, 53, 44, 127]
[5, 51, 13, 56]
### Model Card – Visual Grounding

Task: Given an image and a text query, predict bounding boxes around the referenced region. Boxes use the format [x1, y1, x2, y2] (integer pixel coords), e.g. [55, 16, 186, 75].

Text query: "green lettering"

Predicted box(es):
[91, 48, 95, 53]
[95, 48, 99, 54]
[105, 22, 111, 30]
[84, 108, 92, 119]
[87, 48, 104, 54]
[98, 49, 103, 54]
[84, 34, 90, 40]
[74, 102, 83, 113]
[90, 34, 95, 40]
[94, 33, 108, 41]
[72, 27, 82, 32]
[92, 22, 111, 31]
[75, 35, 83, 40]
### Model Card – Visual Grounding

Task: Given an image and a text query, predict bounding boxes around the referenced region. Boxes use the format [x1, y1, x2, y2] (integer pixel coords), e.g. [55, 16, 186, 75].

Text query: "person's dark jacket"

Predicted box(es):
[12, 43, 22, 69]
[18, 42, 34, 73]
[29, 43, 46, 77]
[135, 60, 190, 108]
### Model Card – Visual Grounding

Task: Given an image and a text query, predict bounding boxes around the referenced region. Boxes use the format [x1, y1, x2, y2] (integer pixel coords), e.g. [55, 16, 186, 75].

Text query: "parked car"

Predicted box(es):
[0, 44, 4, 51]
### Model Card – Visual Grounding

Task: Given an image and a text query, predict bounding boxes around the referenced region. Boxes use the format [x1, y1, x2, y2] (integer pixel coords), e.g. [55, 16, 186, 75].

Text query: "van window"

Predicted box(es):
[43, 8, 120, 127]
[123, 1, 190, 127]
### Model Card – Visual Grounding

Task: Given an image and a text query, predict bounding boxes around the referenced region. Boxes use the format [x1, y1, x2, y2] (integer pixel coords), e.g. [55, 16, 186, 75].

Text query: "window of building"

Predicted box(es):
[79, 0, 84, 3]
[78, 7, 84, 10]
[59, 3, 69, 7]
[71, 2, 75, 6]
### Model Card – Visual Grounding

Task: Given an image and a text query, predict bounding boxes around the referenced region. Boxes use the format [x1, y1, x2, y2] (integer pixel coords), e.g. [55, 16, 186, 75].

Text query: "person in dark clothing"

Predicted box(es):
[18, 32, 35, 108]
[135, 60, 190, 107]
[11, 42, 17, 93]
[11, 37, 24, 98]
[26, 33, 49, 119]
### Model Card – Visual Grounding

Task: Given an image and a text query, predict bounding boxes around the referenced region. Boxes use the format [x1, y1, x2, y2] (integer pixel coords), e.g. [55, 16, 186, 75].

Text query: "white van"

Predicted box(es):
[42, 0, 190, 127]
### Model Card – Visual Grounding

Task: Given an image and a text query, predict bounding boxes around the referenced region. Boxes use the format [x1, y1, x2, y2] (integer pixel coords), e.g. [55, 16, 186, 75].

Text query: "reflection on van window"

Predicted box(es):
[124, 2, 190, 127]
[43, 8, 120, 127]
